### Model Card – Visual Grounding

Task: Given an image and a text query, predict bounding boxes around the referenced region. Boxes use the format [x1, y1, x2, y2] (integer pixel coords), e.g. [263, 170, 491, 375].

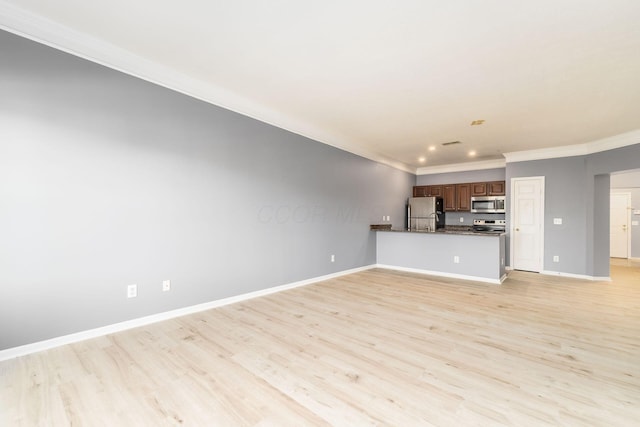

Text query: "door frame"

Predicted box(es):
[610, 191, 631, 259]
[509, 176, 545, 271]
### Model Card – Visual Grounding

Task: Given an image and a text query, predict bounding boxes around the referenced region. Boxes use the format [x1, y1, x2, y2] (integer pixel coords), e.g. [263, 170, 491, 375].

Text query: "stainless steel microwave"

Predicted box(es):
[471, 196, 506, 213]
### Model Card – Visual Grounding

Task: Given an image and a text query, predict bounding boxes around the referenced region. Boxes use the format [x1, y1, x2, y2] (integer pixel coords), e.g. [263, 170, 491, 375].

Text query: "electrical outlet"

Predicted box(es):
[162, 280, 171, 292]
[553, 255, 560, 263]
[553, 218, 563, 225]
[127, 284, 137, 298]
[331, 254, 335, 263]
[454, 255, 460, 264]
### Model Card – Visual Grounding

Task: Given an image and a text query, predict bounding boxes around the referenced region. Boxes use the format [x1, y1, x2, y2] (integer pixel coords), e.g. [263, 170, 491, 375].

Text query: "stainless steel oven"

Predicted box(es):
[473, 219, 506, 233]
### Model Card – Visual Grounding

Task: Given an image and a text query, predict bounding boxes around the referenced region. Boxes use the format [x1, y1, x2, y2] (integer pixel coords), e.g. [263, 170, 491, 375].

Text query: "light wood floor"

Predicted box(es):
[2, 263, 639, 426]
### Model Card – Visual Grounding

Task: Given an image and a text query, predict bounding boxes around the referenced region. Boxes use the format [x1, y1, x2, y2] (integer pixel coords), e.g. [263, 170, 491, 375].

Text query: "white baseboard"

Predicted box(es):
[375, 264, 503, 285]
[0, 265, 376, 362]
[541, 270, 611, 282]
[507, 266, 612, 282]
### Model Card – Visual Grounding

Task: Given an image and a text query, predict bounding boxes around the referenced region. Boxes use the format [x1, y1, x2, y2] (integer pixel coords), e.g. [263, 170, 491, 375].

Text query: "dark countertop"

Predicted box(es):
[375, 226, 505, 236]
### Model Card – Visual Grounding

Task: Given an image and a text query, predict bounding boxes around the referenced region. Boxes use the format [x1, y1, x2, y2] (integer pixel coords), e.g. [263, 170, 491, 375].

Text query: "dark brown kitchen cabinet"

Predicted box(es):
[443, 185, 457, 211]
[456, 183, 471, 211]
[413, 186, 428, 197]
[470, 182, 487, 197]
[412, 185, 443, 198]
[488, 181, 505, 196]
[428, 185, 443, 197]
[470, 181, 505, 196]
[444, 183, 471, 212]
[419, 180, 502, 210]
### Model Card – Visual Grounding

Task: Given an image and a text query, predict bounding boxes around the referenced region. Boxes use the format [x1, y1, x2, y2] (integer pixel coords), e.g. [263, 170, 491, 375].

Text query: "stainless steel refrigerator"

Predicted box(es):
[407, 197, 445, 231]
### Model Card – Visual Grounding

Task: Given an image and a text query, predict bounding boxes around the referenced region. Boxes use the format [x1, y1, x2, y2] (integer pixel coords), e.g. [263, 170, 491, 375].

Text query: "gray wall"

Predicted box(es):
[376, 232, 505, 283]
[586, 144, 640, 275]
[506, 144, 640, 277]
[591, 174, 611, 276]
[416, 168, 506, 225]
[0, 30, 414, 350]
[611, 170, 640, 258]
[506, 157, 588, 275]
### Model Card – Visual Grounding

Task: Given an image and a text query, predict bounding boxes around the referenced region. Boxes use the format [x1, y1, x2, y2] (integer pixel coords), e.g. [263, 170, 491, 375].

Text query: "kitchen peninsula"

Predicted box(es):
[375, 228, 507, 284]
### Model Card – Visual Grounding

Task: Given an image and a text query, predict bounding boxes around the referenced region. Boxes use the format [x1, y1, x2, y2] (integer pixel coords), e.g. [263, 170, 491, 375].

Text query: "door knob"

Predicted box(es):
[516, 228, 520, 231]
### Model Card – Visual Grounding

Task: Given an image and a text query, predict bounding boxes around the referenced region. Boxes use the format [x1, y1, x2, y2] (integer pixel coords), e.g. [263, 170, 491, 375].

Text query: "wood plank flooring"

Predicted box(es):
[2, 263, 639, 426]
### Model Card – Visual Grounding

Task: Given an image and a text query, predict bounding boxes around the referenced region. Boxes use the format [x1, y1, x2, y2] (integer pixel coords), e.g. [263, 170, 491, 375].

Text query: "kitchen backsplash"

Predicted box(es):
[445, 212, 505, 226]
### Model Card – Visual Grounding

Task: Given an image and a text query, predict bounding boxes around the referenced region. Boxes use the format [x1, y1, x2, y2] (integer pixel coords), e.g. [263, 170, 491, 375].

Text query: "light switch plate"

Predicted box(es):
[634, 210, 640, 215]
[632, 220, 639, 226]
[553, 218, 562, 225]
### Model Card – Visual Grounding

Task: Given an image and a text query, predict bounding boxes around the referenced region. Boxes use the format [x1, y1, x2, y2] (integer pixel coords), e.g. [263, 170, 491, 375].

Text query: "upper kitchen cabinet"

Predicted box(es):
[427, 185, 443, 197]
[443, 185, 456, 211]
[418, 180, 502, 211]
[470, 181, 506, 196]
[413, 186, 428, 197]
[412, 185, 443, 197]
[470, 182, 487, 197]
[488, 181, 505, 196]
[456, 183, 471, 211]
[444, 183, 471, 212]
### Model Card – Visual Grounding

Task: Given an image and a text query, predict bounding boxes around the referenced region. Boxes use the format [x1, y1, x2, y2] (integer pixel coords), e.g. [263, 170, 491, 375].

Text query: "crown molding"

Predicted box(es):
[584, 129, 640, 154]
[503, 144, 589, 163]
[0, 2, 416, 174]
[503, 129, 640, 163]
[416, 158, 506, 175]
[5, 1, 635, 176]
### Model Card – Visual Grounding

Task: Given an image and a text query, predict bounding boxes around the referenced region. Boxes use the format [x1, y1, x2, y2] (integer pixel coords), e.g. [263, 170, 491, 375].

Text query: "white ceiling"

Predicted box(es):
[2, 0, 640, 173]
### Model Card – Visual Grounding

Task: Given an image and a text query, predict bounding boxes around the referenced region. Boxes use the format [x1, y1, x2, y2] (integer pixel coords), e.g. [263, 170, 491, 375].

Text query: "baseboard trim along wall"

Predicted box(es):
[541, 270, 612, 282]
[0, 265, 376, 362]
[508, 266, 610, 282]
[3, 264, 612, 361]
[375, 264, 505, 285]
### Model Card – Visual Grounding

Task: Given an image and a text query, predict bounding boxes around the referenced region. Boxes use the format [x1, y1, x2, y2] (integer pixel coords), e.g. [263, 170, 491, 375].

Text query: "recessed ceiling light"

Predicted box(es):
[471, 120, 485, 126]
[468, 150, 477, 157]
[418, 156, 426, 163]
[428, 146, 436, 151]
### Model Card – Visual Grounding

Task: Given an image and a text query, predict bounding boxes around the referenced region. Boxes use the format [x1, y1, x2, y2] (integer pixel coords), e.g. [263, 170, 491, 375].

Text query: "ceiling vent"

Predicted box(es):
[442, 140, 461, 146]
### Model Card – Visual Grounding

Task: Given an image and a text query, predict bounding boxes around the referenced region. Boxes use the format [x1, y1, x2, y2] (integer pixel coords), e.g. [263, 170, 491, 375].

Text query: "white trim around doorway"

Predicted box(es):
[510, 176, 545, 272]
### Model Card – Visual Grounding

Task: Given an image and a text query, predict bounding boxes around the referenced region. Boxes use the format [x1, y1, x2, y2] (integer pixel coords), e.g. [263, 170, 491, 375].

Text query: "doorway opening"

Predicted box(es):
[610, 169, 639, 266]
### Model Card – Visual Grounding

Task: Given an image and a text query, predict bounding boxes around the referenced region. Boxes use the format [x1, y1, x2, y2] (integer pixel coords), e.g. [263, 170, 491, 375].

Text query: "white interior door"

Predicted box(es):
[511, 177, 544, 272]
[610, 192, 630, 258]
